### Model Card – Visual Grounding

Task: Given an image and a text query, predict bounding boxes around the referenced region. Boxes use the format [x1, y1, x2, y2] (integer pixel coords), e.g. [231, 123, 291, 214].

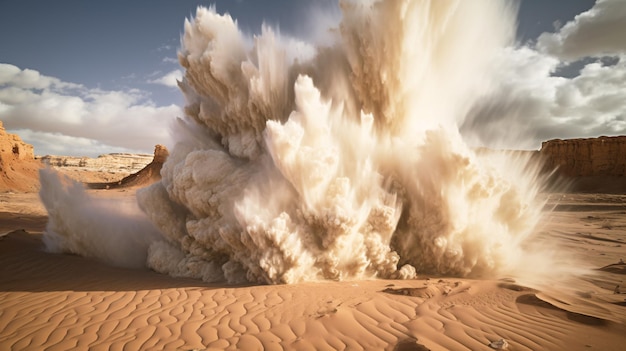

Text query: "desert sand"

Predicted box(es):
[1, 187, 625, 350]
[2, 1, 626, 349]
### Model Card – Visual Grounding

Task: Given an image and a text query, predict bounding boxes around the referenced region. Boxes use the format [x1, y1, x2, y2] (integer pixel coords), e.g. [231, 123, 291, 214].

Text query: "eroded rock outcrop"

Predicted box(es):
[540, 136, 626, 193]
[0, 121, 41, 192]
[541, 136, 626, 177]
[39, 153, 153, 174]
[87, 145, 169, 189]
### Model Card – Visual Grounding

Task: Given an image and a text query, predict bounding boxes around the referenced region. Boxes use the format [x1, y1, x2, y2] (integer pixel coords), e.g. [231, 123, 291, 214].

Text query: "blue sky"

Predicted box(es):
[1, 0, 625, 156]
[0, 0, 337, 107]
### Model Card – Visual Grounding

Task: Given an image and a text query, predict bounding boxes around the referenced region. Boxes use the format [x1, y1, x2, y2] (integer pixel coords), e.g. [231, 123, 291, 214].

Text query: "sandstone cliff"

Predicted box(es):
[87, 145, 169, 189]
[0, 121, 41, 192]
[540, 136, 626, 193]
[39, 153, 153, 174]
[39, 150, 154, 184]
[540, 136, 626, 177]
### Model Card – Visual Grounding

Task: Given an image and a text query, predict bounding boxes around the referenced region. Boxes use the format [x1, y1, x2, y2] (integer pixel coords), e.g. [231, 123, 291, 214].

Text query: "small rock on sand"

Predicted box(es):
[489, 338, 509, 349]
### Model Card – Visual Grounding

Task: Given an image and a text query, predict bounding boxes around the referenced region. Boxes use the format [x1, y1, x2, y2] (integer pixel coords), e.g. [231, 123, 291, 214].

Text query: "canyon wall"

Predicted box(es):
[2, 117, 623, 193]
[540, 136, 626, 177]
[87, 145, 168, 189]
[540, 136, 626, 193]
[39, 146, 167, 184]
[0, 117, 166, 190]
[38, 153, 153, 174]
[0, 121, 40, 192]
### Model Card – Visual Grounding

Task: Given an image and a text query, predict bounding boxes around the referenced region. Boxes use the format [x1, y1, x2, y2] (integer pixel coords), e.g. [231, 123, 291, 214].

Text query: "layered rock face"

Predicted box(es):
[540, 136, 626, 177]
[88, 145, 169, 189]
[39, 153, 153, 174]
[540, 136, 626, 193]
[0, 122, 35, 161]
[0, 121, 41, 192]
[0, 121, 166, 191]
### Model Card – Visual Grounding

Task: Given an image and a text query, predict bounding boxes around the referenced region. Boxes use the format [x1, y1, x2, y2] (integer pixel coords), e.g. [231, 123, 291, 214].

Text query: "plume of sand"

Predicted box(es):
[40, 1, 562, 285]
[138, 0, 549, 284]
[39, 168, 162, 269]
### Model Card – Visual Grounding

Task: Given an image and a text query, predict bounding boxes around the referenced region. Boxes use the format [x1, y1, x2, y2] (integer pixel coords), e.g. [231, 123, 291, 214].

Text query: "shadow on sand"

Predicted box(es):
[0, 230, 246, 293]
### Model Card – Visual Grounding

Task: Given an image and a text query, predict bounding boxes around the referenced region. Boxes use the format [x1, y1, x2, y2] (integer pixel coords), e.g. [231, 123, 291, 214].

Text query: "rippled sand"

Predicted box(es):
[1, 190, 625, 350]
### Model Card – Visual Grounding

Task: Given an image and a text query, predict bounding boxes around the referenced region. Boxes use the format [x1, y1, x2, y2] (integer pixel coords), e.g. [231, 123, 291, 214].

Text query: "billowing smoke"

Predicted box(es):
[41, 0, 552, 284]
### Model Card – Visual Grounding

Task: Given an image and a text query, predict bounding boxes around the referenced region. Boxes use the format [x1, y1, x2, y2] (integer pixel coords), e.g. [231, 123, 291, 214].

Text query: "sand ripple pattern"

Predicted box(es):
[2, 277, 624, 350]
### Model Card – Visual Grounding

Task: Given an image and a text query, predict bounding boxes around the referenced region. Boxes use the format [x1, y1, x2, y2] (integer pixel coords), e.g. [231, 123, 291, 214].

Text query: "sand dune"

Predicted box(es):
[1, 0, 625, 347]
[1, 190, 625, 350]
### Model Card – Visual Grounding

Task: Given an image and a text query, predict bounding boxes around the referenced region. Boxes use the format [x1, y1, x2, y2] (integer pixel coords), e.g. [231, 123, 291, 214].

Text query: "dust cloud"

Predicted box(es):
[42, 0, 557, 285]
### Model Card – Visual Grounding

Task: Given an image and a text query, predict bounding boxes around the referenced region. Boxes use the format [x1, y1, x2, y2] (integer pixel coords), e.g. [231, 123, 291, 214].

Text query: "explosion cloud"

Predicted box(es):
[41, 0, 552, 284]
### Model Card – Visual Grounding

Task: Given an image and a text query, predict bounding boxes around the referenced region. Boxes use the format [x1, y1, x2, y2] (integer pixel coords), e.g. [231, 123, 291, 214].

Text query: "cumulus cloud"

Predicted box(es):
[464, 49, 626, 149]
[537, 0, 626, 61]
[12, 129, 139, 156]
[0, 63, 180, 156]
[162, 57, 179, 64]
[0, 63, 81, 91]
[464, 0, 626, 149]
[149, 69, 183, 88]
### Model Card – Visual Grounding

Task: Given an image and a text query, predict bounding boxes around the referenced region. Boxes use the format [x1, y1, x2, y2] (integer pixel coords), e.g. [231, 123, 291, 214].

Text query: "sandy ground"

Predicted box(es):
[1, 190, 625, 350]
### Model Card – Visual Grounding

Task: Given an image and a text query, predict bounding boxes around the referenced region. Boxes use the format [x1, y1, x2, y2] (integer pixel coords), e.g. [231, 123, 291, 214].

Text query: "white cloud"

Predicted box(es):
[464, 49, 626, 149]
[157, 44, 173, 52]
[0, 63, 81, 91]
[162, 56, 179, 64]
[537, 0, 626, 61]
[464, 0, 626, 149]
[149, 69, 183, 88]
[0, 63, 180, 156]
[3, 1, 625, 156]
[12, 129, 139, 156]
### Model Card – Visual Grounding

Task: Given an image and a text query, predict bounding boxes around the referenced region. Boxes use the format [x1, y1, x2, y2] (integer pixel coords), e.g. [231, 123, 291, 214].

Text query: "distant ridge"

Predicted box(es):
[87, 145, 169, 189]
[0, 121, 623, 194]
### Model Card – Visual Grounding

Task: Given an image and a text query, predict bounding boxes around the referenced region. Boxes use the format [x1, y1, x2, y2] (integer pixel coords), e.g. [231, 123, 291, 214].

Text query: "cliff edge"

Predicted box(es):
[540, 136, 626, 193]
[87, 145, 169, 189]
[0, 121, 41, 192]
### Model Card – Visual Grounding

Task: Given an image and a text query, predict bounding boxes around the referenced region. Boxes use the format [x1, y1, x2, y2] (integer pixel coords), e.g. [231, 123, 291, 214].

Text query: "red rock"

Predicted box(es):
[87, 144, 169, 189]
[0, 121, 41, 192]
[540, 136, 626, 177]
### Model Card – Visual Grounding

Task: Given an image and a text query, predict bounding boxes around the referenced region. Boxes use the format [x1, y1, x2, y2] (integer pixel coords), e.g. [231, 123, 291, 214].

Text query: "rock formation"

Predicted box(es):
[39, 153, 153, 174]
[2, 116, 623, 194]
[540, 136, 626, 193]
[39, 150, 154, 184]
[87, 145, 169, 189]
[540, 136, 626, 177]
[0, 121, 41, 192]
